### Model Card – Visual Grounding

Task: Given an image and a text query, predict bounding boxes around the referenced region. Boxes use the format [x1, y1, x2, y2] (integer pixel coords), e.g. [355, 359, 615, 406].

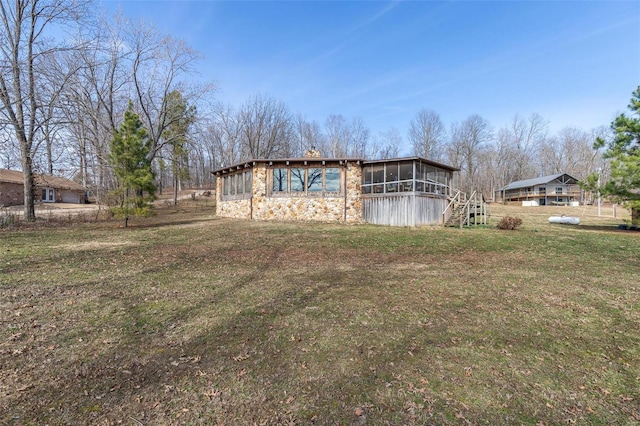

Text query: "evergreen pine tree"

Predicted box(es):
[164, 90, 196, 205]
[109, 101, 157, 220]
[595, 86, 640, 224]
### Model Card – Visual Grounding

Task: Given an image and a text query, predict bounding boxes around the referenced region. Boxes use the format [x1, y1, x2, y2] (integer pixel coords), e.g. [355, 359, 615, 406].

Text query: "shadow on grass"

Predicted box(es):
[2, 218, 638, 425]
[552, 223, 637, 233]
[126, 216, 218, 229]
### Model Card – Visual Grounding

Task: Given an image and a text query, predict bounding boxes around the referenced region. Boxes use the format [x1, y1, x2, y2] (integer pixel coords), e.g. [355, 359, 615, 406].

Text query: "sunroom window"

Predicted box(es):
[290, 168, 305, 192]
[308, 168, 323, 192]
[273, 168, 288, 192]
[221, 170, 252, 200]
[325, 168, 340, 192]
[269, 166, 342, 196]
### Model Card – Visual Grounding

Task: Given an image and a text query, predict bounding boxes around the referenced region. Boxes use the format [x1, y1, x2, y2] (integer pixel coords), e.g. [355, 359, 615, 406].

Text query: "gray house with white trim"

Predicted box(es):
[496, 173, 580, 206]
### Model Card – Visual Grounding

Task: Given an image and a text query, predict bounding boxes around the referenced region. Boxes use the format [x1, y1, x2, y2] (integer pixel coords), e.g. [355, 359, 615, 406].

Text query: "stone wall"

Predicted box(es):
[216, 162, 363, 224]
[344, 162, 362, 222]
[215, 173, 251, 219]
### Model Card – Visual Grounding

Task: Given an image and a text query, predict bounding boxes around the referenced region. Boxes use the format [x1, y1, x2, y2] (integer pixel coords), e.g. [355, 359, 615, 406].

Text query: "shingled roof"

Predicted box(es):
[499, 173, 578, 191]
[0, 169, 85, 191]
[0, 169, 23, 184]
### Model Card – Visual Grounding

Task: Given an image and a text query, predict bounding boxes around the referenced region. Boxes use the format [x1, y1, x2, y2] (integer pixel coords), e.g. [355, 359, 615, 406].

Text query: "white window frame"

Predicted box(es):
[42, 188, 55, 203]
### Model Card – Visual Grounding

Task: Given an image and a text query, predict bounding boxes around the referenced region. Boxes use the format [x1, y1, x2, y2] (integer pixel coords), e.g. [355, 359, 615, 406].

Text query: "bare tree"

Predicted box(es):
[56, 11, 213, 202]
[60, 11, 131, 203]
[206, 104, 243, 167]
[325, 114, 350, 158]
[538, 127, 599, 179]
[324, 114, 371, 158]
[446, 114, 493, 193]
[0, 0, 89, 220]
[374, 127, 402, 159]
[348, 116, 370, 158]
[290, 114, 325, 157]
[237, 94, 292, 159]
[408, 109, 446, 161]
[128, 20, 212, 163]
[0, 125, 21, 169]
[35, 49, 76, 176]
[502, 113, 548, 181]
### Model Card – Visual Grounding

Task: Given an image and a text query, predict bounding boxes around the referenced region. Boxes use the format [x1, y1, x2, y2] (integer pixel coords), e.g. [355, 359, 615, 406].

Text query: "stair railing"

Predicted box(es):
[442, 190, 463, 225]
[459, 190, 478, 228]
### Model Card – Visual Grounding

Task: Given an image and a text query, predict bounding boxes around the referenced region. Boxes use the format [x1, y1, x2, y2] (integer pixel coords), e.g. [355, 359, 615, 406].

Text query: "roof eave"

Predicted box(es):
[211, 157, 365, 175]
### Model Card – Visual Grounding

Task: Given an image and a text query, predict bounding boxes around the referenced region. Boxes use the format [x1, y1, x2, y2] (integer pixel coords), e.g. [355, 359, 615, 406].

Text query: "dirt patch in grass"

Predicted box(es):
[1, 201, 639, 425]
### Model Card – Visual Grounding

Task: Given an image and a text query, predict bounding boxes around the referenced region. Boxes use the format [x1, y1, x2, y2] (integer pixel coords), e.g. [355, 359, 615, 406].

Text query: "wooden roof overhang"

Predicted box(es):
[211, 158, 364, 176]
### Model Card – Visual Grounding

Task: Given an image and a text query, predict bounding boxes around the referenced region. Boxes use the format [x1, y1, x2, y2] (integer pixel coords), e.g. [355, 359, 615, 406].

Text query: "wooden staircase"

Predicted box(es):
[442, 191, 489, 228]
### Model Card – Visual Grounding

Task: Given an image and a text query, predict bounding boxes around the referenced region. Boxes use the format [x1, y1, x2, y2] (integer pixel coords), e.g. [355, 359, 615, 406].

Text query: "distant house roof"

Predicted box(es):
[0, 169, 24, 184]
[500, 173, 579, 191]
[0, 168, 85, 191]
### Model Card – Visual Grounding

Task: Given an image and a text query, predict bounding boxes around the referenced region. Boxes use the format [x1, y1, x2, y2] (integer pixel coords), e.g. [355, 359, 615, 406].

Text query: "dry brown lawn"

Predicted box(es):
[1, 200, 638, 425]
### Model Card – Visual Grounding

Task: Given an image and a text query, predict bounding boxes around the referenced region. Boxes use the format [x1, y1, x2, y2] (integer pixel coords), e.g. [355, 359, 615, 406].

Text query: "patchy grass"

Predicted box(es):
[1, 201, 639, 425]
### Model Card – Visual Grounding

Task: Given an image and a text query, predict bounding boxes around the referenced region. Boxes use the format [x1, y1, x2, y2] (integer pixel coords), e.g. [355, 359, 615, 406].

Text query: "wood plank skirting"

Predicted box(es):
[362, 193, 447, 226]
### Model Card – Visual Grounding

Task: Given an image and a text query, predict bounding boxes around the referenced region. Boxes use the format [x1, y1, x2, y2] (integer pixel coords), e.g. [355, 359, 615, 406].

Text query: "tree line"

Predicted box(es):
[0, 0, 630, 221]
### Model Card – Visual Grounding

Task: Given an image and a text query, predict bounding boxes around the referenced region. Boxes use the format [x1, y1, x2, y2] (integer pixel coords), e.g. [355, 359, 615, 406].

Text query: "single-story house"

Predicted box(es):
[212, 156, 461, 226]
[0, 168, 86, 207]
[496, 173, 580, 206]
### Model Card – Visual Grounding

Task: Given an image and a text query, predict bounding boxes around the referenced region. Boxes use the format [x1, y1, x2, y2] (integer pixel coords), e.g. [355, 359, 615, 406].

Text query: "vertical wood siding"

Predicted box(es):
[363, 194, 447, 226]
[415, 195, 447, 225]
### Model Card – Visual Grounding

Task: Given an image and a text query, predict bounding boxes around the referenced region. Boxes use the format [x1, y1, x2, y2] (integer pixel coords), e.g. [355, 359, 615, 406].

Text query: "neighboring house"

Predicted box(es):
[212, 156, 460, 226]
[0, 169, 86, 207]
[496, 173, 581, 206]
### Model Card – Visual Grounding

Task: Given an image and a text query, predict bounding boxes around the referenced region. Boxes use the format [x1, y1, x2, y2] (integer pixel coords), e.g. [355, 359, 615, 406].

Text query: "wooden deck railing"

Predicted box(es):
[503, 189, 581, 199]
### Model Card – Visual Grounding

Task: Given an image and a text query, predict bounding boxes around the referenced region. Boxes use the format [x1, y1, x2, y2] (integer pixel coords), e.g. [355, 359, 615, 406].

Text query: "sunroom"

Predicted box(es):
[214, 158, 363, 223]
[213, 156, 459, 227]
[361, 157, 458, 226]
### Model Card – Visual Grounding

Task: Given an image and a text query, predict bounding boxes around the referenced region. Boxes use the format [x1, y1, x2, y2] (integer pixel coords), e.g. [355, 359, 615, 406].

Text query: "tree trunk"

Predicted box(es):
[632, 207, 639, 225]
[46, 132, 54, 175]
[173, 175, 178, 205]
[21, 156, 36, 221]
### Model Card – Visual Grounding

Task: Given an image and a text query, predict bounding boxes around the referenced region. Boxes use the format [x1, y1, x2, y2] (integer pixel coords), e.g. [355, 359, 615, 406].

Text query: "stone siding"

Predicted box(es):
[344, 162, 362, 222]
[215, 174, 251, 219]
[216, 162, 363, 224]
[254, 196, 347, 222]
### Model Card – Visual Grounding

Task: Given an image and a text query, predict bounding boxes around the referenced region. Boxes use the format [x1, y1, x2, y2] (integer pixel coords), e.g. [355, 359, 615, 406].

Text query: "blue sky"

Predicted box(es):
[102, 0, 639, 151]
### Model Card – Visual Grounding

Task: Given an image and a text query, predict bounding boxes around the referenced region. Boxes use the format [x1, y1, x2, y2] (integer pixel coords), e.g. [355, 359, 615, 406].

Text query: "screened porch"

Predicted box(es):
[361, 157, 458, 226]
[361, 158, 453, 196]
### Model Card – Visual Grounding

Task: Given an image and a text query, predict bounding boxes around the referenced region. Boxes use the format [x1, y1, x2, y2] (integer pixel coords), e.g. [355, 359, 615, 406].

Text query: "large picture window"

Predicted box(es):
[325, 168, 340, 192]
[308, 168, 323, 192]
[273, 168, 287, 192]
[269, 166, 342, 197]
[291, 168, 305, 192]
